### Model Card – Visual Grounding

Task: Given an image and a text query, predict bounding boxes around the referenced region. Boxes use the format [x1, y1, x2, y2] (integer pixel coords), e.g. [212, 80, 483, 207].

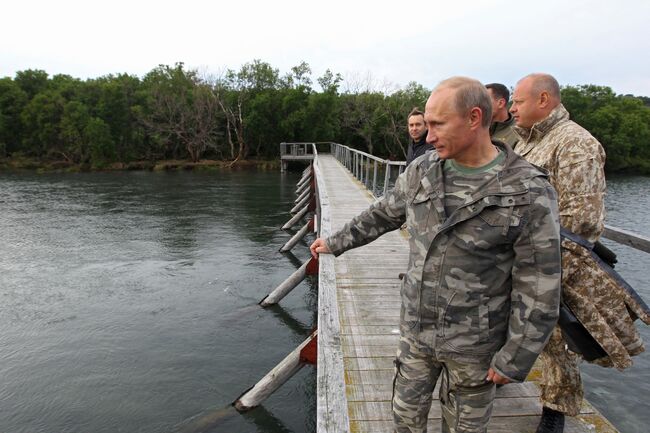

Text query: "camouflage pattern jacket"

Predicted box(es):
[490, 113, 519, 149]
[326, 142, 562, 382]
[514, 104, 647, 369]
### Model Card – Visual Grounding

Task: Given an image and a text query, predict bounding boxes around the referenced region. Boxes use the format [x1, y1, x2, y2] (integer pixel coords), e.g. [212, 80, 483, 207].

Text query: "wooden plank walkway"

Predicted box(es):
[316, 154, 618, 433]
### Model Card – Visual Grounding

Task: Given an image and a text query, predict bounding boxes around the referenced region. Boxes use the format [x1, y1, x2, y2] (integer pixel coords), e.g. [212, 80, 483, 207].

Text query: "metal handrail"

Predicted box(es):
[329, 142, 406, 197]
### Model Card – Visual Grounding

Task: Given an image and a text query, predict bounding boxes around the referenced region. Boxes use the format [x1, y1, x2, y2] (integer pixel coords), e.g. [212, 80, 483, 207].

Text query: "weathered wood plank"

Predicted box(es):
[344, 356, 395, 371]
[347, 398, 546, 421]
[340, 325, 401, 335]
[345, 382, 541, 402]
[341, 334, 400, 346]
[349, 415, 601, 433]
[315, 155, 350, 433]
[342, 344, 398, 358]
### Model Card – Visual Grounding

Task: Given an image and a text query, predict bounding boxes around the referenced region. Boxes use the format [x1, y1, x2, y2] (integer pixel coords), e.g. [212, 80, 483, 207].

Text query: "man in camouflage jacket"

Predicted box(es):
[486, 83, 519, 148]
[511, 73, 607, 433]
[311, 77, 562, 433]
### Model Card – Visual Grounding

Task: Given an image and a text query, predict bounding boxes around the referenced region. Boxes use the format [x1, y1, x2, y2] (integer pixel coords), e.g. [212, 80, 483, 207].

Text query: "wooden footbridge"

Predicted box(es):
[232, 142, 650, 433]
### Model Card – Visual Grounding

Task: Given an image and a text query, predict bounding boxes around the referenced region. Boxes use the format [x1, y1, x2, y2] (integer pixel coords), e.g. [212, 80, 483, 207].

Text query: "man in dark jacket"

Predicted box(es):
[405, 108, 432, 165]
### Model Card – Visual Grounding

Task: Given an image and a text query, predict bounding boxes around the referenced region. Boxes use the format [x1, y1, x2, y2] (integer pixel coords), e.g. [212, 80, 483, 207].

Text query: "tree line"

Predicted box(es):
[1, 60, 649, 173]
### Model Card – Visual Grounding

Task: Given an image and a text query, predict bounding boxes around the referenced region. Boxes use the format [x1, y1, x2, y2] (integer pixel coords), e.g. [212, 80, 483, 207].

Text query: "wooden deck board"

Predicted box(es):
[314, 154, 618, 433]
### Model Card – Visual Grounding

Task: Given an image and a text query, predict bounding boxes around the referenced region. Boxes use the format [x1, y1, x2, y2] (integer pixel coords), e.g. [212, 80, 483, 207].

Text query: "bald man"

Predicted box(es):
[511, 73, 607, 433]
[311, 77, 561, 433]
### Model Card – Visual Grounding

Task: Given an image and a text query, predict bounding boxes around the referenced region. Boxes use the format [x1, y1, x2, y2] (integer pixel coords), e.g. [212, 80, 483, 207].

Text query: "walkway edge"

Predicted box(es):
[314, 156, 351, 433]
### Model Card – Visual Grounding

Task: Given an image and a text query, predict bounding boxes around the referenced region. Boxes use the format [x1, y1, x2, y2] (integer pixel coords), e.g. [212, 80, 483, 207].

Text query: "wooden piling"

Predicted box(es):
[297, 171, 312, 188]
[294, 186, 311, 204]
[259, 257, 318, 306]
[233, 331, 318, 412]
[280, 219, 314, 252]
[281, 203, 310, 230]
[291, 192, 312, 214]
[296, 178, 311, 195]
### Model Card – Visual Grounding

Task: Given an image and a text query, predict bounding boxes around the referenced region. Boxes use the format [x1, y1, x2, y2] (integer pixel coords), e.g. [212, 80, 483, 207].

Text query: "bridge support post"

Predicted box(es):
[280, 218, 314, 252]
[294, 186, 310, 205]
[291, 192, 312, 214]
[233, 330, 318, 412]
[281, 204, 309, 230]
[296, 172, 311, 188]
[259, 257, 318, 306]
[295, 178, 311, 195]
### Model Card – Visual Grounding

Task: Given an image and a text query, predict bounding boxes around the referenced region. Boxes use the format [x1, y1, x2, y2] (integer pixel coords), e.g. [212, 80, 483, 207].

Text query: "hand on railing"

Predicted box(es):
[310, 238, 331, 259]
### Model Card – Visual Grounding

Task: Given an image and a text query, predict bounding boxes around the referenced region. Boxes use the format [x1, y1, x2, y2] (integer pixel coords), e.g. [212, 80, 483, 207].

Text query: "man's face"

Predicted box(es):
[424, 88, 473, 160]
[407, 114, 427, 141]
[510, 79, 542, 128]
[487, 88, 503, 121]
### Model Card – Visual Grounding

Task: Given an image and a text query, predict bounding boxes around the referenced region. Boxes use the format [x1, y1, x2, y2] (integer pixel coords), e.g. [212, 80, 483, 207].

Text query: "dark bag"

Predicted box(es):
[558, 300, 607, 361]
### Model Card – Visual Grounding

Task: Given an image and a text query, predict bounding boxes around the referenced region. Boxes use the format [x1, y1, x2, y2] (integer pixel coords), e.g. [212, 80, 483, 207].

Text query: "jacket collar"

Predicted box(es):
[422, 140, 548, 192]
[410, 132, 428, 146]
[489, 112, 515, 135]
[514, 104, 570, 142]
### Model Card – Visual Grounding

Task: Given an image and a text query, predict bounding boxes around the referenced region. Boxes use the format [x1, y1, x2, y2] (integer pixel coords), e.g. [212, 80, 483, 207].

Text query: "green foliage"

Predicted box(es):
[86, 117, 116, 167]
[20, 90, 65, 157]
[0, 77, 28, 155]
[1, 63, 649, 174]
[562, 85, 650, 172]
[14, 69, 49, 99]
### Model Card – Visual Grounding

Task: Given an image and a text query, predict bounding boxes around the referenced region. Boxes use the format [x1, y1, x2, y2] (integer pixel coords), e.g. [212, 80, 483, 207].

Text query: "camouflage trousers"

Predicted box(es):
[538, 326, 583, 416]
[392, 332, 495, 433]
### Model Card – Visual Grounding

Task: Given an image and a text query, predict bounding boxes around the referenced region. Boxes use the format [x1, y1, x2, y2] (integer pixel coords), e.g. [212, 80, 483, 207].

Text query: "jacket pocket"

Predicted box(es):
[406, 189, 433, 236]
[400, 273, 420, 330]
[441, 292, 493, 354]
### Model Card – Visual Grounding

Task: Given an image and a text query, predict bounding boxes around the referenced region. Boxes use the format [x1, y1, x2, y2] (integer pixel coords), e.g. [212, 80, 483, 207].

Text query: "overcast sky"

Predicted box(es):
[2, 0, 649, 96]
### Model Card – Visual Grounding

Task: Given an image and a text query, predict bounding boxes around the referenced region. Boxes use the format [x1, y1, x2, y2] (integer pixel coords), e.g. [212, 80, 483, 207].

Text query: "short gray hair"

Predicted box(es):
[435, 76, 492, 128]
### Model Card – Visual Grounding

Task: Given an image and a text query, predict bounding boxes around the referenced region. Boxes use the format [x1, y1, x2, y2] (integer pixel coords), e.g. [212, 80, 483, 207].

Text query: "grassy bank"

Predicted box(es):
[0, 156, 281, 173]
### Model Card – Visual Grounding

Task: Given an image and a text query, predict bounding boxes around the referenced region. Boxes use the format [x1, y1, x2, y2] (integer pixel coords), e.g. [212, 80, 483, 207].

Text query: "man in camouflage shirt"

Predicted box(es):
[486, 83, 519, 148]
[511, 73, 607, 433]
[311, 77, 562, 433]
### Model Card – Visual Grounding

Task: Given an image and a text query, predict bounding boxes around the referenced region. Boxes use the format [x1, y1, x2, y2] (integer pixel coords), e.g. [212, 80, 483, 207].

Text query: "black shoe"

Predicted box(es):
[535, 407, 565, 433]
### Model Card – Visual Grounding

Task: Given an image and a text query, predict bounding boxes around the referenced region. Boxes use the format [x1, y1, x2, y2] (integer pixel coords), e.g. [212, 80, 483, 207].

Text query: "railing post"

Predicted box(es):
[359, 154, 363, 183]
[357, 154, 361, 180]
[383, 163, 391, 196]
[373, 160, 378, 196]
[365, 157, 370, 188]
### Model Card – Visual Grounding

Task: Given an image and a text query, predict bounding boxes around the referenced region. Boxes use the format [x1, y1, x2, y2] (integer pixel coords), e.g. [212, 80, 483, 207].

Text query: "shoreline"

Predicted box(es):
[1, 157, 649, 176]
[0, 157, 281, 173]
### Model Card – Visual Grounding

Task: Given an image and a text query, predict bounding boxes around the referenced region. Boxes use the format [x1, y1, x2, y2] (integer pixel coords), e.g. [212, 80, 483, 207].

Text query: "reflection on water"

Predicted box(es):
[581, 175, 650, 433]
[0, 170, 316, 433]
[0, 171, 648, 433]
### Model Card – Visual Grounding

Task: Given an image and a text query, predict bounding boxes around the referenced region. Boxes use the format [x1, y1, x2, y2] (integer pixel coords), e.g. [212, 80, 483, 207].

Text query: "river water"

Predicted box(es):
[0, 170, 648, 433]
